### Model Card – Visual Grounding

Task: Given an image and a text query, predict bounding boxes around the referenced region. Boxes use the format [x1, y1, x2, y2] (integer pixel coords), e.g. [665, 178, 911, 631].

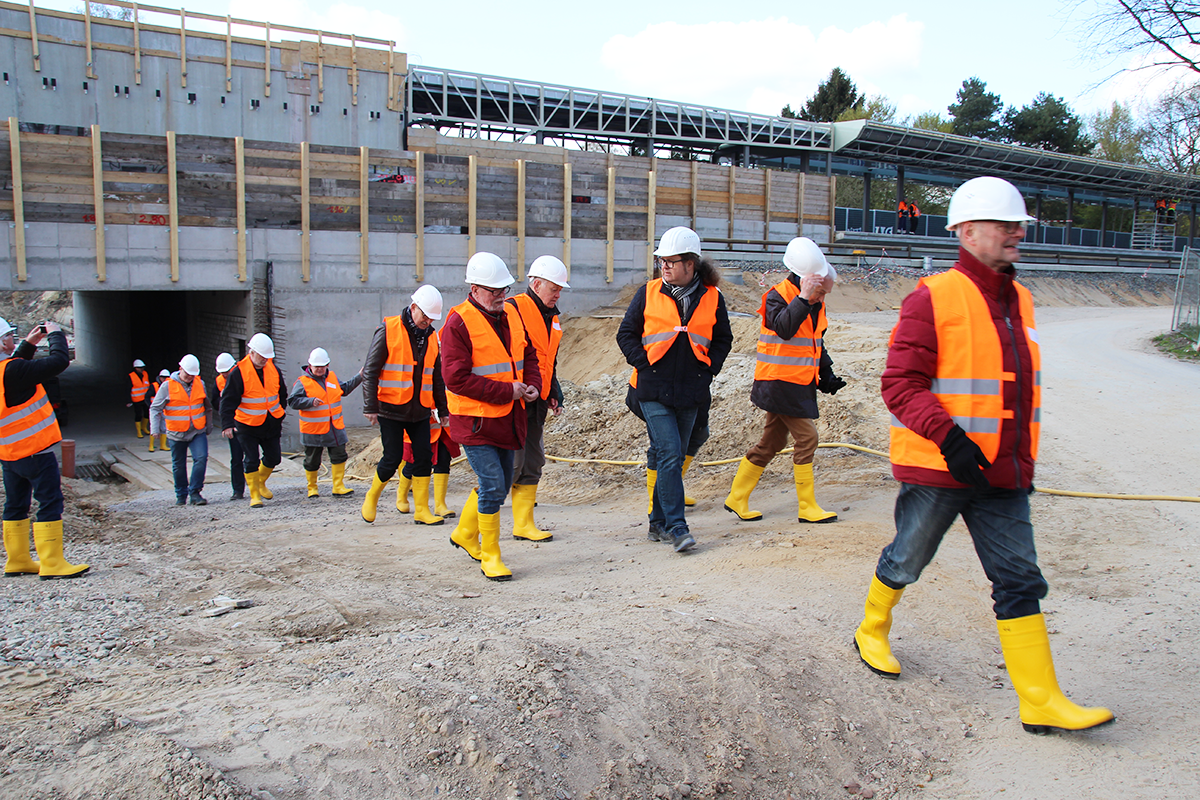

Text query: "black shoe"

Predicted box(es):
[672, 531, 696, 553]
[647, 522, 668, 543]
[189, 495, 208, 506]
[230, 492, 244, 501]
[175, 497, 186, 506]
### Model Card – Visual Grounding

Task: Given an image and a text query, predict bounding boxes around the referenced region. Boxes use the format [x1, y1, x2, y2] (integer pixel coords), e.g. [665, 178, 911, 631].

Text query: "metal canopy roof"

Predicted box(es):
[831, 120, 1200, 205]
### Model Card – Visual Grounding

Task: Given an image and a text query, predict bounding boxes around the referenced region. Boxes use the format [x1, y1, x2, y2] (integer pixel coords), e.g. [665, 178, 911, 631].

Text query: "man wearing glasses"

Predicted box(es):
[852, 176, 1113, 735]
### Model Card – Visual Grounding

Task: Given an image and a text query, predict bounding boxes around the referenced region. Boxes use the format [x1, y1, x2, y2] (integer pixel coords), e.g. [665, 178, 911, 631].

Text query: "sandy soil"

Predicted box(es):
[2, 271, 1197, 800]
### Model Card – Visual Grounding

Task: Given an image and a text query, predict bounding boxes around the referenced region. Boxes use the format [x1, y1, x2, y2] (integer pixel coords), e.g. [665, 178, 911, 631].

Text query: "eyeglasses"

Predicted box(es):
[654, 256, 686, 269]
[984, 220, 1027, 235]
[476, 285, 509, 297]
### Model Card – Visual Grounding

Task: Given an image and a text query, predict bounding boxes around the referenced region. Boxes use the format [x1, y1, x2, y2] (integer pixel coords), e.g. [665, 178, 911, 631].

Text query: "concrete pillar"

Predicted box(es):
[1100, 201, 1109, 247]
[1034, 195, 1043, 244]
[1065, 189, 1074, 245]
[862, 171, 872, 232]
[535, 131, 545, 145]
[799, 152, 810, 173]
[742, 144, 751, 167]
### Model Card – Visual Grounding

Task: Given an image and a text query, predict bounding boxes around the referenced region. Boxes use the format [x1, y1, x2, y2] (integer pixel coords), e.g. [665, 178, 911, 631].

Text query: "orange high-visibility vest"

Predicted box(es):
[377, 316, 438, 409]
[630, 279, 720, 388]
[446, 301, 527, 419]
[889, 269, 1041, 471]
[234, 356, 284, 426]
[510, 292, 562, 401]
[0, 359, 62, 461]
[130, 370, 150, 403]
[753, 278, 826, 385]
[164, 376, 207, 432]
[295, 369, 346, 434]
[216, 373, 228, 394]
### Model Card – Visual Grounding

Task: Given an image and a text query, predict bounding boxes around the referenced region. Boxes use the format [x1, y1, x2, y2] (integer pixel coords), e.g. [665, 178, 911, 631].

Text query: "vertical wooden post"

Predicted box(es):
[300, 141, 310, 282]
[797, 172, 806, 235]
[84, 1, 96, 79]
[317, 32, 325, 103]
[828, 176, 837, 244]
[90, 125, 106, 282]
[167, 130, 179, 282]
[415, 151, 425, 281]
[179, 9, 187, 88]
[263, 22, 271, 97]
[562, 160, 572, 279]
[516, 159, 526, 280]
[8, 117, 26, 283]
[235, 136, 246, 282]
[387, 43, 396, 112]
[763, 168, 772, 251]
[468, 154, 477, 258]
[606, 165, 615, 283]
[690, 161, 698, 231]
[133, 2, 142, 84]
[350, 34, 359, 106]
[27, 0, 40, 72]
[359, 145, 369, 281]
[727, 164, 736, 250]
[224, 16, 232, 92]
[646, 169, 656, 279]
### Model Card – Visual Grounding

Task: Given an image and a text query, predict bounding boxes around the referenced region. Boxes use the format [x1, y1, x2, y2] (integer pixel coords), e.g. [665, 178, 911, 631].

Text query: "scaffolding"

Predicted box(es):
[1131, 209, 1177, 251]
[1171, 247, 1200, 348]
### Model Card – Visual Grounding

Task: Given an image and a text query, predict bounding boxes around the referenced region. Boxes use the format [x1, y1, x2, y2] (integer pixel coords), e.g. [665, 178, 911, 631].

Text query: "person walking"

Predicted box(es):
[394, 411, 461, 519]
[443, 253, 541, 581]
[616, 227, 732, 553]
[149, 354, 210, 506]
[129, 359, 151, 439]
[359, 285, 448, 526]
[852, 176, 1114, 734]
[149, 369, 171, 452]
[1, 320, 88, 580]
[897, 199, 910, 234]
[908, 201, 922, 235]
[723, 237, 846, 525]
[212, 353, 246, 500]
[220, 333, 286, 508]
[288, 347, 364, 499]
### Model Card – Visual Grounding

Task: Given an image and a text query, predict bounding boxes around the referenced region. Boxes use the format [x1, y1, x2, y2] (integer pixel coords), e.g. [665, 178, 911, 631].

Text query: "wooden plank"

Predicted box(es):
[359, 145, 368, 281]
[263, 21, 272, 97]
[301, 141, 310, 282]
[727, 165, 736, 250]
[132, 1, 141, 83]
[646, 169, 656, 279]
[9, 118, 26, 282]
[167, 130, 179, 281]
[828, 176, 836, 243]
[763, 169, 771, 251]
[606, 165, 615, 284]
[224, 14, 231, 92]
[563, 160, 571, 279]
[798, 172, 805, 232]
[415, 150, 425, 281]
[84, 1, 96, 78]
[91, 124, 106, 282]
[468, 154, 477, 257]
[28, 0, 40, 71]
[179, 8, 187, 88]
[516, 159, 526, 280]
[236, 136, 246, 282]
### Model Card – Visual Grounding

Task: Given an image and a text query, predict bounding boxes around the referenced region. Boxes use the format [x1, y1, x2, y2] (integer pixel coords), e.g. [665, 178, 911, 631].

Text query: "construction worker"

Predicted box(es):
[616, 227, 733, 553]
[360, 285, 448, 526]
[1, 320, 89, 580]
[443, 253, 541, 581]
[630, 367, 708, 532]
[212, 353, 245, 500]
[506, 255, 569, 542]
[149, 354, 209, 506]
[129, 359, 151, 439]
[897, 199, 910, 234]
[149, 369, 171, 452]
[909, 201, 921, 235]
[853, 176, 1113, 735]
[724, 237, 846, 525]
[219, 333, 286, 508]
[0, 318, 17, 361]
[288, 347, 364, 499]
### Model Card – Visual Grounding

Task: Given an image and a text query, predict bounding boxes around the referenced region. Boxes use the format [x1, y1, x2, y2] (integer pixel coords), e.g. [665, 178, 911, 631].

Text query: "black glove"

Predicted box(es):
[818, 373, 847, 395]
[939, 426, 991, 488]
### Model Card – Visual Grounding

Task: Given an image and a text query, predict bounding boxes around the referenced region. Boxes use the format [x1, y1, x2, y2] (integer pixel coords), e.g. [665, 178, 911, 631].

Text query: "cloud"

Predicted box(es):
[224, 0, 406, 46]
[600, 15, 923, 115]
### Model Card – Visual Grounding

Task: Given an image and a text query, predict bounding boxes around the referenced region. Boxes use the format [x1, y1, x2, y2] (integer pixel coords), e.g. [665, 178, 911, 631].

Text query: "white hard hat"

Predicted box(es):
[132, 358, 146, 368]
[179, 354, 201, 376]
[782, 237, 831, 278]
[215, 352, 236, 373]
[248, 332, 275, 359]
[654, 227, 702, 258]
[945, 176, 1036, 231]
[528, 255, 570, 288]
[465, 252, 515, 289]
[0, 318, 12, 337]
[411, 284, 444, 320]
[308, 347, 331, 367]
[159, 369, 170, 378]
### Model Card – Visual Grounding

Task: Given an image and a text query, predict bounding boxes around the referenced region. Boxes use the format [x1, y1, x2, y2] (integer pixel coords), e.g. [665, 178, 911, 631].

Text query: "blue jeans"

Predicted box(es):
[170, 435, 209, 500]
[462, 444, 514, 515]
[875, 483, 1048, 620]
[2, 452, 64, 522]
[640, 401, 698, 538]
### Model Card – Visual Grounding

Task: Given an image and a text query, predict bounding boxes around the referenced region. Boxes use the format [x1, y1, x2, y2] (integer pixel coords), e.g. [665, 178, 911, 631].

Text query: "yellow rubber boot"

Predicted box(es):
[360, 473, 388, 523]
[478, 511, 512, 581]
[854, 575, 904, 678]
[997, 613, 1115, 734]
[331, 463, 354, 497]
[794, 462, 837, 523]
[305, 470, 320, 499]
[411, 476, 445, 526]
[135, 420, 144, 438]
[682, 454, 697, 507]
[432, 472, 455, 518]
[511, 484, 552, 542]
[148, 431, 156, 452]
[723, 458, 765, 521]
[395, 469, 412, 513]
[245, 471, 263, 508]
[646, 469, 657, 516]
[450, 490, 482, 562]
[159, 433, 167, 450]
[257, 465, 275, 500]
[32, 520, 89, 580]
[3, 519, 39, 576]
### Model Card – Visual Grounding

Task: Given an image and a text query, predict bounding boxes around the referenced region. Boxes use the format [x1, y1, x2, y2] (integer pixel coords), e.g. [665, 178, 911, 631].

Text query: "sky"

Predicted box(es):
[39, 0, 1199, 122]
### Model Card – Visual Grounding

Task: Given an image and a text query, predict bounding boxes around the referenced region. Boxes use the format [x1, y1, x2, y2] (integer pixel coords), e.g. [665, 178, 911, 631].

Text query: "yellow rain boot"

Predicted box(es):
[360, 473, 388, 523]
[305, 470, 320, 499]
[159, 433, 167, 451]
[432, 472, 455, 518]
[997, 614, 1115, 734]
[682, 455, 697, 507]
[330, 463, 354, 497]
[478, 511, 512, 581]
[411, 476, 445, 526]
[794, 462, 837, 523]
[854, 575, 904, 678]
[511, 484, 552, 542]
[645, 469, 657, 516]
[135, 420, 144, 439]
[450, 490, 482, 562]
[257, 465, 275, 500]
[148, 431, 156, 452]
[245, 471, 263, 508]
[723, 458, 765, 521]
[3, 519, 39, 576]
[395, 469, 412, 514]
[32, 520, 89, 580]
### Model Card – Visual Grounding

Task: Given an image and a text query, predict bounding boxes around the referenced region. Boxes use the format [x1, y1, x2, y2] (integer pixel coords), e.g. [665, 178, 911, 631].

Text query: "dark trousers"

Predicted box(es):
[2, 451, 64, 522]
[228, 435, 246, 496]
[303, 444, 348, 472]
[237, 429, 282, 474]
[132, 401, 149, 422]
[377, 417, 432, 480]
[402, 439, 453, 478]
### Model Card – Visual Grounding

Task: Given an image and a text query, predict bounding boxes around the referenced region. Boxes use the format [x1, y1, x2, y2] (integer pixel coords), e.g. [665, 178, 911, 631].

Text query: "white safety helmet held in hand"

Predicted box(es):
[945, 176, 1035, 231]
[654, 226, 702, 258]
[308, 347, 331, 367]
[782, 237, 831, 278]
[0, 318, 13, 338]
[179, 354, 201, 376]
[159, 369, 170, 378]
[464, 252, 515, 289]
[132, 358, 146, 368]
[215, 352, 236, 373]
[248, 332, 276, 359]
[528, 255, 570, 288]
[411, 284, 444, 320]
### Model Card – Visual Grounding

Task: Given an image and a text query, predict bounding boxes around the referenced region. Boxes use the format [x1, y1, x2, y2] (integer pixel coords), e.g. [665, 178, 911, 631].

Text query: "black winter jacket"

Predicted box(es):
[749, 273, 835, 419]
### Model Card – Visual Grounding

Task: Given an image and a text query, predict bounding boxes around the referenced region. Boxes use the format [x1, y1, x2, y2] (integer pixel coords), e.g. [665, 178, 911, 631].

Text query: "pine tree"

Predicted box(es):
[799, 68, 863, 122]
[947, 78, 1003, 140]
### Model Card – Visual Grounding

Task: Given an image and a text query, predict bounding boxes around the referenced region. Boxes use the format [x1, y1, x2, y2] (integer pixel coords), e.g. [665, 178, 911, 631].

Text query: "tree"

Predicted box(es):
[947, 78, 1004, 140]
[1089, 1, 1200, 75]
[780, 104, 799, 119]
[837, 94, 897, 123]
[1087, 101, 1149, 163]
[905, 111, 955, 133]
[1142, 84, 1200, 174]
[799, 68, 863, 122]
[1003, 92, 1095, 154]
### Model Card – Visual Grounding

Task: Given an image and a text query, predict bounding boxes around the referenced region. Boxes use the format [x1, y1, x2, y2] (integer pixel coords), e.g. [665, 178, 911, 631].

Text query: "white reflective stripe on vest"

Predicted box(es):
[928, 378, 1001, 395]
[755, 353, 817, 367]
[472, 362, 514, 377]
[0, 393, 51, 427]
[641, 331, 677, 346]
[758, 334, 822, 347]
[890, 413, 1001, 435]
[0, 409, 57, 446]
